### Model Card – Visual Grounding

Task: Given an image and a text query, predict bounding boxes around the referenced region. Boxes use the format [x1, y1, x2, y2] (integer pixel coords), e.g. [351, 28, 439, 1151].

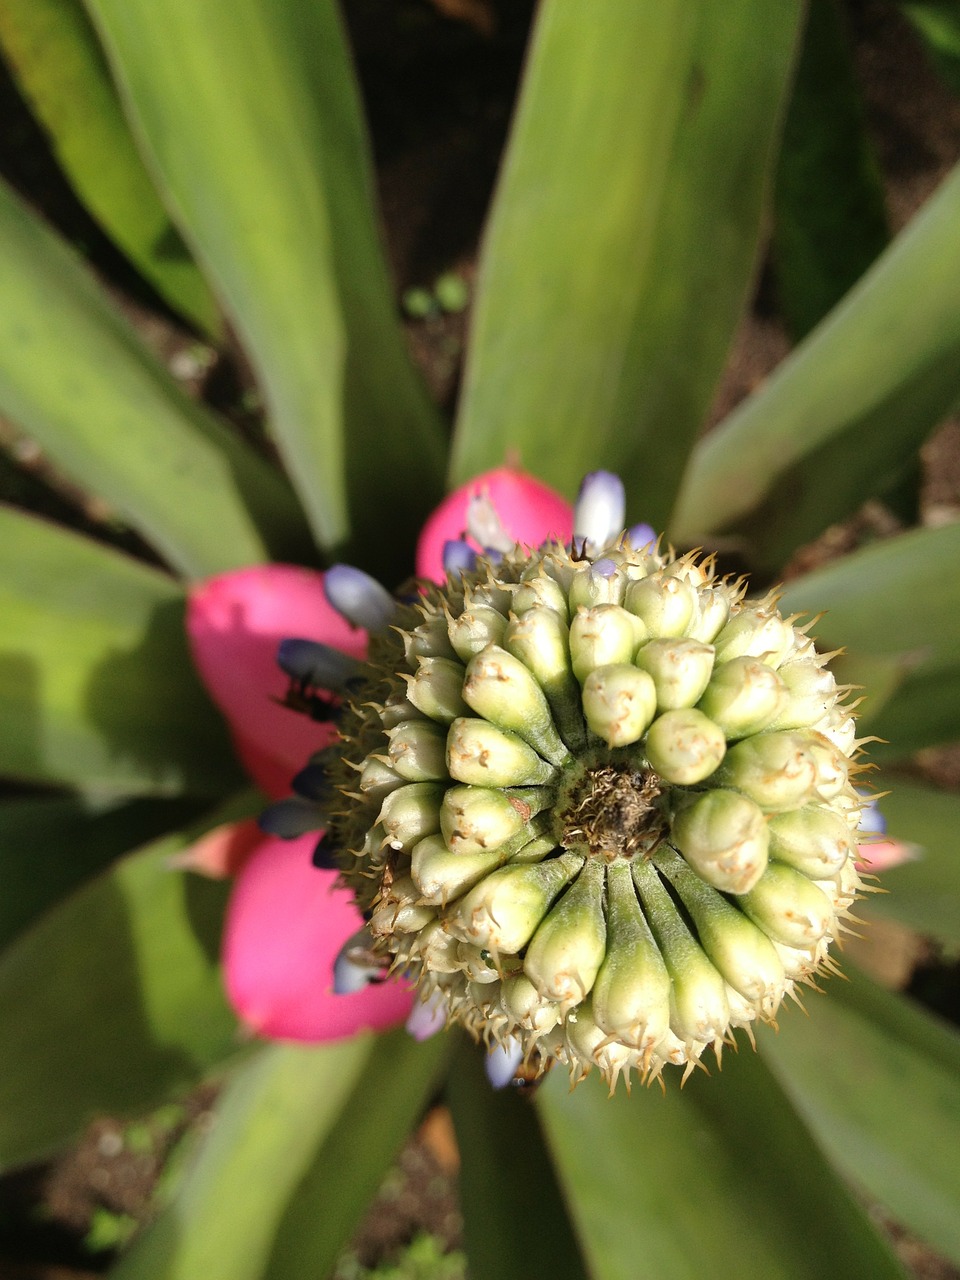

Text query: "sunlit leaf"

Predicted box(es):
[0, 0, 219, 334]
[0, 796, 255, 1170]
[84, 0, 444, 580]
[537, 1045, 905, 1279]
[671, 161, 960, 568]
[0, 178, 312, 578]
[761, 966, 960, 1267]
[0, 506, 244, 794]
[451, 0, 803, 529]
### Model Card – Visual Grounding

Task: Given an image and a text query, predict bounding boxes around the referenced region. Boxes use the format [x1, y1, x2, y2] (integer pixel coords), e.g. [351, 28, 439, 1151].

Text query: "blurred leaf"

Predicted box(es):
[445, 1036, 589, 1280]
[0, 795, 255, 1170]
[85, 0, 444, 580]
[860, 776, 960, 945]
[773, 0, 888, 339]
[0, 178, 312, 578]
[0, 506, 245, 794]
[672, 160, 960, 568]
[901, 1, 960, 94]
[0, 0, 219, 334]
[263, 1030, 450, 1280]
[0, 793, 204, 949]
[778, 523, 960, 758]
[760, 966, 960, 1267]
[111, 1031, 444, 1280]
[451, 0, 803, 529]
[537, 1044, 905, 1279]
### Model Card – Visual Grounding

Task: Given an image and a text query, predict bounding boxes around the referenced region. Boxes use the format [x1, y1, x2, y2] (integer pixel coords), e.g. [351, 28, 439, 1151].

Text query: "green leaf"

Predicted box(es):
[0, 177, 312, 579]
[0, 794, 205, 949]
[537, 1045, 905, 1279]
[760, 966, 960, 1267]
[859, 776, 960, 945]
[772, 0, 889, 339]
[263, 1030, 450, 1280]
[778, 523, 960, 758]
[84, 0, 445, 579]
[900, 1, 960, 94]
[0, 506, 244, 794]
[450, 0, 803, 530]
[0, 0, 219, 335]
[671, 160, 960, 568]
[445, 1036, 589, 1280]
[111, 1029, 447, 1280]
[0, 796, 254, 1170]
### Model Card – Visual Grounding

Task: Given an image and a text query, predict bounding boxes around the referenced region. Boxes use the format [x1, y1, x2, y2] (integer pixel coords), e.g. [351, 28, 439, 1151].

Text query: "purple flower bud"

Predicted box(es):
[277, 638, 361, 691]
[258, 797, 327, 839]
[626, 522, 657, 551]
[292, 762, 333, 802]
[406, 990, 447, 1041]
[574, 471, 626, 549]
[332, 928, 385, 994]
[324, 565, 396, 632]
[485, 1036, 525, 1089]
[442, 539, 478, 577]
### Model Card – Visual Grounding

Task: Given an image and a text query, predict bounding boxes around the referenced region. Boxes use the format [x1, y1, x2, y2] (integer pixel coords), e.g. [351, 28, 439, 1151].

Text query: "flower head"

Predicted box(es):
[264, 469, 882, 1092]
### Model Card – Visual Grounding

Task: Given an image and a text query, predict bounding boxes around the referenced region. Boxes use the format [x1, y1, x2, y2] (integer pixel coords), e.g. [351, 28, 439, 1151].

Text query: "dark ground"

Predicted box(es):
[1, 0, 959, 1276]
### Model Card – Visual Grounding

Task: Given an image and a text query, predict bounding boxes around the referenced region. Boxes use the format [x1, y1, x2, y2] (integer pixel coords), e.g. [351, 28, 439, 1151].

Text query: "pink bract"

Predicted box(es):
[223, 834, 413, 1040]
[187, 564, 367, 799]
[416, 465, 574, 582]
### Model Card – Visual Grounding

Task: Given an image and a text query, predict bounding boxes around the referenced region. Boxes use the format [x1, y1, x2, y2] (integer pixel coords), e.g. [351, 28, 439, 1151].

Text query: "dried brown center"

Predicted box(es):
[558, 758, 667, 862]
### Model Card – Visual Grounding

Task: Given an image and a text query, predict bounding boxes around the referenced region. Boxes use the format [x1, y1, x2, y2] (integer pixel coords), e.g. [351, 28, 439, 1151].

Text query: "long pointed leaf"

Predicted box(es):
[109, 1038, 372, 1280]
[0, 794, 204, 949]
[445, 1036, 589, 1280]
[0, 795, 255, 1170]
[0, 506, 244, 794]
[859, 777, 960, 945]
[778, 523, 960, 758]
[264, 1030, 450, 1280]
[451, 0, 802, 529]
[0, 0, 219, 335]
[772, 0, 888, 339]
[0, 178, 312, 578]
[760, 966, 960, 1267]
[537, 1046, 905, 1279]
[672, 160, 960, 566]
[84, 0, 445, 578]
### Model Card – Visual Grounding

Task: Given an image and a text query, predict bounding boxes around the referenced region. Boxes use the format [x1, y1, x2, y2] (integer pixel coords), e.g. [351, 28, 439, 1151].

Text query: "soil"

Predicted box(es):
[1, 1, 959, 1277]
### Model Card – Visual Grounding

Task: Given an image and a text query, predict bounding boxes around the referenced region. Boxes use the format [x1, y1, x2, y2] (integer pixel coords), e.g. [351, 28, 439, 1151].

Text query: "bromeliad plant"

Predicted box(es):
[1, 2, 960, 1278]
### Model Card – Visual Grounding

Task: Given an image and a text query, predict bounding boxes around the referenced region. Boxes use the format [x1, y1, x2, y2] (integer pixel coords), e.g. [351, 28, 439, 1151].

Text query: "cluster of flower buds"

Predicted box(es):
[315, 486, 871, 1091]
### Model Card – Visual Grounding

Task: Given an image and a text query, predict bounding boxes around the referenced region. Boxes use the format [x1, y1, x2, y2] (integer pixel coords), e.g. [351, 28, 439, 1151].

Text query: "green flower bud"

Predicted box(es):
[446, 717, 557, 787]
[634, 637, 716, 711]
[411, 833, 505, 904]
[768, 659, 837, 730]
[670, 788, 769, 894]
[439, 783, 538, 856]
[370, 873, 436, 936]
[624, 574, 696, 638]
[644, 708, 726, 784]
[581, 663, 658, 747]
[403, 614, 457, 662]
[357, 755, 406, 801]
[686, 585, 733, 643]
[568, 563, 626, 611]
[379, 782, 444, 851]
[767, 806, 856, 878]
[717, 730, 818, 810]
[713, 608, 794, 667]
[523, 858, 607, 1005]
[450, 851, 584, 955]
[500, 973, 563, 1034]
[512, 573, 569, 618]
[463, 645, 570, 765]
[447, 605, 507, 661]
[740, 862, 835, 949]
[696, 656, 788, 738]
[406, 656, 470, 724]
[591, 861, 671, 1052]
[385, 719, 449, 781]
[504, 607, 584, 750]
[569, 605, 641, 682]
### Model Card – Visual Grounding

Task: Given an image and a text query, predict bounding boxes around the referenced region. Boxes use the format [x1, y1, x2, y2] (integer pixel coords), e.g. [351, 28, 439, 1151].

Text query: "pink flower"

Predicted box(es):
[185, 468, 573, 1043]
